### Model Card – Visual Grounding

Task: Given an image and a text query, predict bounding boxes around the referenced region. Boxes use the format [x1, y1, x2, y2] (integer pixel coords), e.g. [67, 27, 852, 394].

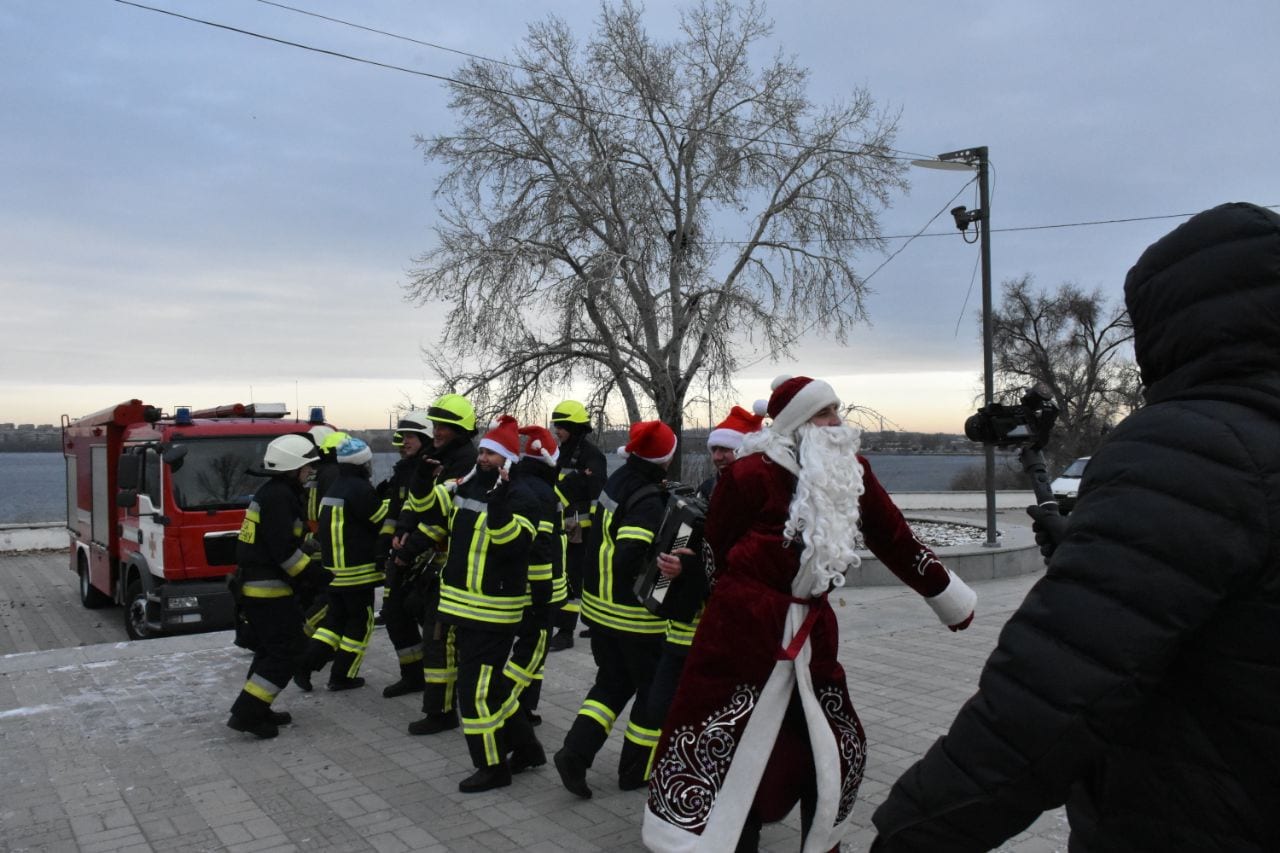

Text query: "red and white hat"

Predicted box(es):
[478, 415, 521, 463]
[517, 424, 560, 466]
[753, 375, 840, 437]
[707, 405, 765, 451]
[619, 420, 678, 465]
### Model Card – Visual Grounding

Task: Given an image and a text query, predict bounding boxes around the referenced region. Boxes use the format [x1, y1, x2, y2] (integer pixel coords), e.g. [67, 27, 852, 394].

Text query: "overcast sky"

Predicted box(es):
[3, 0, 1276, 433]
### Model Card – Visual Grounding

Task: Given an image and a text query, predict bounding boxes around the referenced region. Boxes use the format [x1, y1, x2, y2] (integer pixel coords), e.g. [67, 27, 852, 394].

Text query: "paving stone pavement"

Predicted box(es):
[0, 550, 1068, 852]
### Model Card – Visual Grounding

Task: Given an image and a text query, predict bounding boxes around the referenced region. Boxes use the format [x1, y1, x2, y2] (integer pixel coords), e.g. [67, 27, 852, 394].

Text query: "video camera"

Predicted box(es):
[964, 389, 1057, 450]
[964, 388, 1060, 507]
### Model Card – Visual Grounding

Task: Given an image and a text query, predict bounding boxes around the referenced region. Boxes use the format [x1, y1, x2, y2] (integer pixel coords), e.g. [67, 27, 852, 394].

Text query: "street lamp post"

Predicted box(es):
[914, 146, 998, 546]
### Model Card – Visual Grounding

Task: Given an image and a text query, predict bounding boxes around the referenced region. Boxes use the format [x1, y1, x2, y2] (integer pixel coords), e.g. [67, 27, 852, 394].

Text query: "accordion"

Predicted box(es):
[633, 486, 712, 623]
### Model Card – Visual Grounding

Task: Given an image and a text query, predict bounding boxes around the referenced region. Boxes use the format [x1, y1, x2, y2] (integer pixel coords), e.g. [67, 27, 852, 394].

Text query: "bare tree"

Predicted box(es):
[406, 0, 906, 474]
[991, 275, 1140, 467]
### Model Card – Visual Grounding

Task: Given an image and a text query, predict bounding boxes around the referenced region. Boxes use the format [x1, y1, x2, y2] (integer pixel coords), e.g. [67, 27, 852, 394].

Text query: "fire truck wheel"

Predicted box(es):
[78, 553, 110, 609]
[123, 579, 154, 641]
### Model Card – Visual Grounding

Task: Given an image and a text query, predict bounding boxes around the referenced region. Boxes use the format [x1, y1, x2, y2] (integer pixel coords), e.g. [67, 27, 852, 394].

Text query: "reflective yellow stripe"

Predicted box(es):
[242, 580, 293, 598]
[578, 698, 616, 733]
[617, 525, 654, 544]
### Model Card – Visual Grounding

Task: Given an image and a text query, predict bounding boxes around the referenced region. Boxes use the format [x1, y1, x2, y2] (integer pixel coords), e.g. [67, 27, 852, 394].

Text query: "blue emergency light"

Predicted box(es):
[308, 406, 325, 425]
[174, 406, 193, 426]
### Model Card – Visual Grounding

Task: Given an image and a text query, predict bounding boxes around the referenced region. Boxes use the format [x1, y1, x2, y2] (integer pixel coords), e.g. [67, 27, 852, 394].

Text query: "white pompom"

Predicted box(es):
[531, 439, 543, 451]
[616, 446, 629, 457]
[753, 398, 769, 417]
[770, 374, 793, 391]
[487, 418, 501, 431]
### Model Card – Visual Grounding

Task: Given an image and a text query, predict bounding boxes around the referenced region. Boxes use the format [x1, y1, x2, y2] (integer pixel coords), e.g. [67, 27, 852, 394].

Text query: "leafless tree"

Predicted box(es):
[406, 0, 906, 474]
[991, 275, 1139, 468]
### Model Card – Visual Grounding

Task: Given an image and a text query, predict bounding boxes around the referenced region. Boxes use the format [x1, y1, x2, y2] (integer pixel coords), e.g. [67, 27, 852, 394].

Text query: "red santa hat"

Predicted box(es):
[707, 405, 765, 451]
[753, 375, 841, 437]
[478, 415, 521, 463]
[517, 424, 560, 466]
[618, 420, 678, 465]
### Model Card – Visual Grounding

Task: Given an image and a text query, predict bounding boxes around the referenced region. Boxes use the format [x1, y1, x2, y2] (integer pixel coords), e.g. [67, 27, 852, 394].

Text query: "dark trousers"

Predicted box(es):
[508, 606, 551, 713]
[454, 626, 518, 768]
[563, 627, 664, 781]
[230, 596, 305, 719]
[303, 584, 375, 682]
[554, 541, 587, 634]
[381, 571, 424, 681]
[419, 578, 456, 714]
[646, 640, 690, 726]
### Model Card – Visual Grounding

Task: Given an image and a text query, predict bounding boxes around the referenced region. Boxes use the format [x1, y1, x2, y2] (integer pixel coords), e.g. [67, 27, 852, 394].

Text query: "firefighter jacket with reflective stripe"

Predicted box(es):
[415, 467, 540, 631]
[318, 464, 388, 588]
[581, 455, 667, 635]
[376, 455, 416, 543]
[396, 437, 478, 539]
[514, 458, 563, 608]
[237, 475, 315, 598]
[306, 457, 341, 532]
[555, 434, 608, 532]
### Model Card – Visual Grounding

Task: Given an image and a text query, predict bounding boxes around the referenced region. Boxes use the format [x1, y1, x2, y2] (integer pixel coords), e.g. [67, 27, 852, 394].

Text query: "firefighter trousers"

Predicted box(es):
[646, 639, 691, 726]
[381, 571, 424, 683]
[419, 578, 456, 714]
[230, 596, 306, 720]
[303, 584, 376, 683]
[562, 627, 664, 784]
[553, 541, 587, 634]
[454, 626, 519, 769]
[506, 606, 550, 714]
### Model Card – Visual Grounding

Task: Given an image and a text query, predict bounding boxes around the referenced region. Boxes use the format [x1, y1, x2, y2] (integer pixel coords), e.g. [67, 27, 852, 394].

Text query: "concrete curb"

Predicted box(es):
[0, 522, 64, 553]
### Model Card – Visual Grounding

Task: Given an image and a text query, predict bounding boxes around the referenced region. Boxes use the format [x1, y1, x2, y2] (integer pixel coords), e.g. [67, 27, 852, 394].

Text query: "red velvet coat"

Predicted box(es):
[643, 451, 967, 852]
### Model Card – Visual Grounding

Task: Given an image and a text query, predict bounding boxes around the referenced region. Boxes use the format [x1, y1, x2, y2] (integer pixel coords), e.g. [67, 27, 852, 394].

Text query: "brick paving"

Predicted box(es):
[0, 541, 1067, 852]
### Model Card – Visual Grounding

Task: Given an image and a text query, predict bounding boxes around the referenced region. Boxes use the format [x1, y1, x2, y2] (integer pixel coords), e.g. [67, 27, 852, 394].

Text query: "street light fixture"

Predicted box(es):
[913, 147, 998, 547]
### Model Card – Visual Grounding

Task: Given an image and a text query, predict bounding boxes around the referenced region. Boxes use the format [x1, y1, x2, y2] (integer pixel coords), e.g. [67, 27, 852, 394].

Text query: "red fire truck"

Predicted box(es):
[62, 400, 329, 640]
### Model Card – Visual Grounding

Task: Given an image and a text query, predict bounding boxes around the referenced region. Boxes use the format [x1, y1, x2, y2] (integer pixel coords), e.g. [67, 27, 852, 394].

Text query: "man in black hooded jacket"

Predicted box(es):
[872, 202, 1280, 852]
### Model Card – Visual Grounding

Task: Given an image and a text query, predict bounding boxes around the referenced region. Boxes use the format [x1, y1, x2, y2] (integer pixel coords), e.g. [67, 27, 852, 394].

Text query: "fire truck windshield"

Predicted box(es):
[167, 436, 280, 511]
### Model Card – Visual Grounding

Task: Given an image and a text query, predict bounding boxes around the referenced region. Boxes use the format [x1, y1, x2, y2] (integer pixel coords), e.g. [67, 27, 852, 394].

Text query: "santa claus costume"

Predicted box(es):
[642, 376, 977, 852]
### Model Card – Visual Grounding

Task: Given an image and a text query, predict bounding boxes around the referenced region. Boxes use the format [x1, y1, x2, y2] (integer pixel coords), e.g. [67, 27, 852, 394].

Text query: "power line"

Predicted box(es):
[250, 0, 937, 163]
[734, 176, 977, 374]
[114, 0, 918, 164]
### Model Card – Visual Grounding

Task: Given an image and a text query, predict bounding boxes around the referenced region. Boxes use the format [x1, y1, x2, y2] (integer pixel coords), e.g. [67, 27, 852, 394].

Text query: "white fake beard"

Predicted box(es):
[786, 423, 865, 595]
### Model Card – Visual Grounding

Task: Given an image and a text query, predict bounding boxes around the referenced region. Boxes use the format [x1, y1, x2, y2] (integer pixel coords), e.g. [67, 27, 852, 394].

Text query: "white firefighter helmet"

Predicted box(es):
[396, 410, 434, 439]
[263, 434, 321, 472]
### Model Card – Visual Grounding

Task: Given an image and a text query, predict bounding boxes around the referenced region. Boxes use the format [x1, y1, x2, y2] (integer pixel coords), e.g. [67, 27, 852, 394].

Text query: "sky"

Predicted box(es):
[3, 0, 1277, 433]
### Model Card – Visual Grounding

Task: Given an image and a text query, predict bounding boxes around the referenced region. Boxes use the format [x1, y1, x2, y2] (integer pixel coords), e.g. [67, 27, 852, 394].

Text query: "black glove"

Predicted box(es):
[379, 556, 396, 587]
[1026, 503, 1069, 561]
[300, 537, 322, 558]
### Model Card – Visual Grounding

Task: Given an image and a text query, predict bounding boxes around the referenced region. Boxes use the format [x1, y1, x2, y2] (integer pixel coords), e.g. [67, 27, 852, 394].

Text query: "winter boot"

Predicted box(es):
[553, 747, 592, 799]
[267, 709, 293, 726]
[458, 762, 512, 793]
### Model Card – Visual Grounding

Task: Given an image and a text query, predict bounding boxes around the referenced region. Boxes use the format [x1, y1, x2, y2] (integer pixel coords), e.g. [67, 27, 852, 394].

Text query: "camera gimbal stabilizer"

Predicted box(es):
[963, 389, 1060, 508]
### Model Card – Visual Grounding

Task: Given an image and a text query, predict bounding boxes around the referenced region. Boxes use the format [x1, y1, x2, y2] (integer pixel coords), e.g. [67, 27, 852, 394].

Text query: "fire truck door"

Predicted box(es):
[135, 447, 166, 578]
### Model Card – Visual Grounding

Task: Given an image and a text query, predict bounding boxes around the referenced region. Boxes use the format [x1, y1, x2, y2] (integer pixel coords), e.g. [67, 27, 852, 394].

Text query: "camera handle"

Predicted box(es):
[1019, 446, 1059, 509]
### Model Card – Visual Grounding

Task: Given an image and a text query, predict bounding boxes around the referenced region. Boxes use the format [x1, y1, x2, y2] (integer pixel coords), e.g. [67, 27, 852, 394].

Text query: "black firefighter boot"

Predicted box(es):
[553, 747, 593, 799]
[226, 707, 280, 740]
[382, 664, 425, 698]
[408, 708, 459, 736]
[504, 709, 546, 773]
[459, 762, 512, 793]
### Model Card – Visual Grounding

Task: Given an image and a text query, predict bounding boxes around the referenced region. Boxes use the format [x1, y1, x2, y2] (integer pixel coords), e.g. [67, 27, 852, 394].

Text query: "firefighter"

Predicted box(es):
[546, 400, 607, 652]
[405, 416, 545, 792]
[391, 392, 479, 735]
[554, 420, 674, 798]
[378, 411, 433, 697]
[294, 437, 387, 691]
[504, 424, 566, 731]
[227, 434, 332, 739]
[300, 427, 348, 638]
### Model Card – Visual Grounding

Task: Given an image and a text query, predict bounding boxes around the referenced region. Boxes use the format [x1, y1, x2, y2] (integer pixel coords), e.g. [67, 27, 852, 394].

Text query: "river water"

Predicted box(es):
[0, 451, 990, 525]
